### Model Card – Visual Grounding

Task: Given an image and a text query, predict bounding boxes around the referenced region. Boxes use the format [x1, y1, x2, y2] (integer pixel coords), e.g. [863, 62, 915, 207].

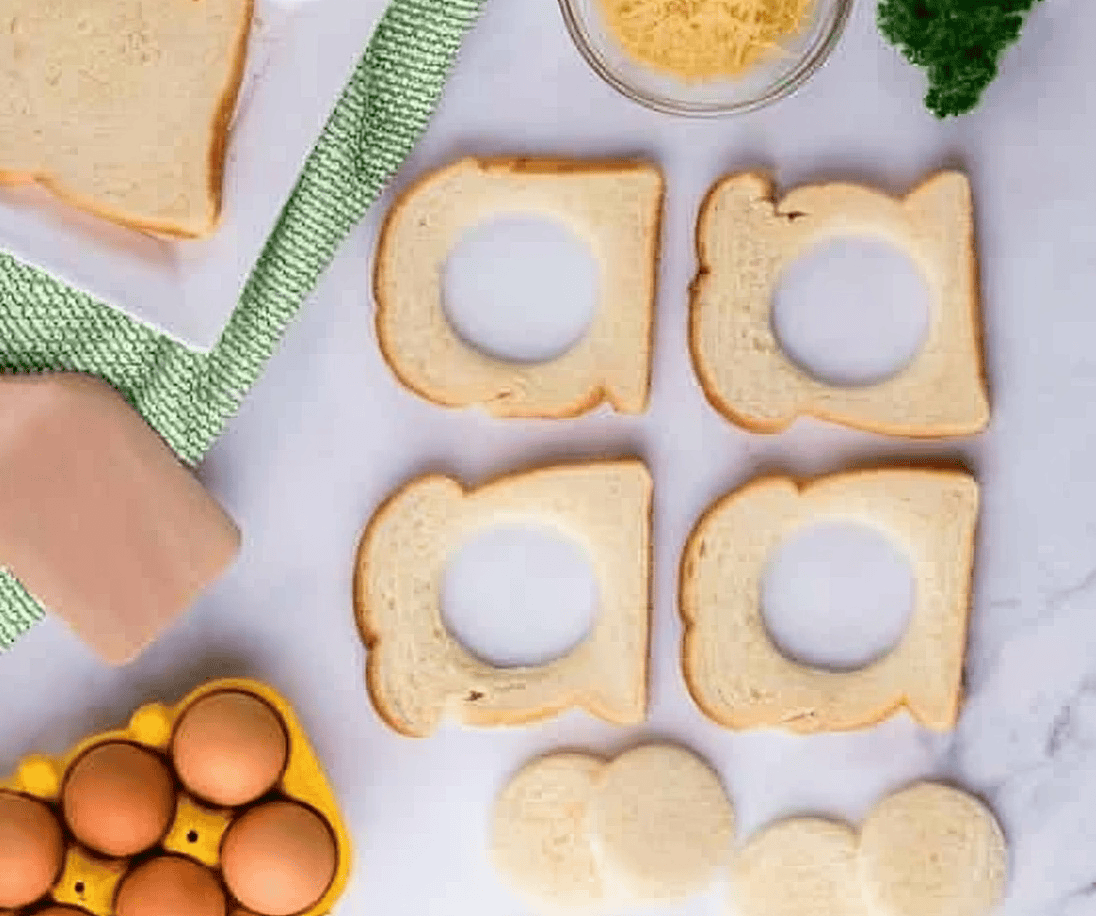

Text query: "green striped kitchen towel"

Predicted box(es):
[0, 0, 486, 648]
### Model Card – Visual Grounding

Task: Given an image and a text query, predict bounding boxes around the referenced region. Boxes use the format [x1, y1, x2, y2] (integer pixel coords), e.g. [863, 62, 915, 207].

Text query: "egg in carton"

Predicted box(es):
[0, 677, 352, 916]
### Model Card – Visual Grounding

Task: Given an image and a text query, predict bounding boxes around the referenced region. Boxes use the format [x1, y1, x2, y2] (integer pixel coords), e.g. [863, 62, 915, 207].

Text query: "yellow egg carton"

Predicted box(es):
[0, 677, 352, 916]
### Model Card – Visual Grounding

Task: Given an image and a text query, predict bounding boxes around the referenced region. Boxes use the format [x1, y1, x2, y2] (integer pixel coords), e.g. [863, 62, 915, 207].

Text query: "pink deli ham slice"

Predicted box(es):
[0, 373, 240, 664]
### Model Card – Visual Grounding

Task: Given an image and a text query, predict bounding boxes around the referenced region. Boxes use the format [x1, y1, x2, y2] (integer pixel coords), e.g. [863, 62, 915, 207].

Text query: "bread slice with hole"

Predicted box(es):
[690, 170, 989, 437]
[353, 459, 653, 737]
[679, 466, 979, 733]
[373, 157, 664, 418]
[0, 0, 253, 237]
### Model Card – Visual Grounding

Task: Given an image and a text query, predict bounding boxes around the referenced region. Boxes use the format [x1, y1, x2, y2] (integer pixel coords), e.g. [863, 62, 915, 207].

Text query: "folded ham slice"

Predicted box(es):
[0, 373, 240, 664]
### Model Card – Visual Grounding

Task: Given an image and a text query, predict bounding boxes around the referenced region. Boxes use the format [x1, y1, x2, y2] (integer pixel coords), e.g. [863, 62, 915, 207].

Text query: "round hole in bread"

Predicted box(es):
[443, 215, 599, 364]
[761, 521, 914, 672]
[442, 523, 598, 666]
[772, 238, 930, 388]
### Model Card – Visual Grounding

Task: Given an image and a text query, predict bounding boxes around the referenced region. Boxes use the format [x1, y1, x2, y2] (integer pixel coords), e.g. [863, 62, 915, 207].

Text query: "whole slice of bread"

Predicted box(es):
[353, 459, 653, 737]
[679, 467, 979, 733]
[730, 818, 866, 916]
[491, 752, 608, 913]
[690, 170, 989, 437]
[857, 783, 1007, 916]
[584, 743, 734, 901]
[0, 0, 253, 237]
[373, 157, 664, 418]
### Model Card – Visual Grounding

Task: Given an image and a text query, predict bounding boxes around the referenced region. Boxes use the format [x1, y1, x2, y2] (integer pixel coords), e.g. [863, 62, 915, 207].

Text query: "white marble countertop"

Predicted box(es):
[2, 0, 1095, 914]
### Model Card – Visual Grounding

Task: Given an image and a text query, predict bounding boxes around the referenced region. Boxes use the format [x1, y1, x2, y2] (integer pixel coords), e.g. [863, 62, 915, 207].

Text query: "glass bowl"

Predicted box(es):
[558, 0, 853, 117]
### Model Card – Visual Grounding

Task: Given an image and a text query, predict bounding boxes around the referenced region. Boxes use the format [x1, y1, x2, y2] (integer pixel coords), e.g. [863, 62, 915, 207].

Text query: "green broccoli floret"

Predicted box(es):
[877, 0, 1044, 117]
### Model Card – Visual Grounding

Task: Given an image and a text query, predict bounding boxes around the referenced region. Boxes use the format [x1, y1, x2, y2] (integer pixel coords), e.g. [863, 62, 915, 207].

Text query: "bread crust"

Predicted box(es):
[0, 0, 254, 238]
[353, 457, 654, 737]
[372, 156, 664, 419]
[678, 465, 979, 733]
[689, 170, 990, 437]
[203, 0, 255, 236]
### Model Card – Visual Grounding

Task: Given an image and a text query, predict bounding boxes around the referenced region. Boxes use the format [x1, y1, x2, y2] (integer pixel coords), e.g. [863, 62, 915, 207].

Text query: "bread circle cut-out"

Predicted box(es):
[730, 818, 865, 916]
[373, 157, 664, 418]
[353, 459, 653, 737]
[490, 752, 608, 913]
[690, 171, 989, 437]
[679, 467, 979, 733]
[858, 783, 1007, 916]
[585, 743, 734, 901]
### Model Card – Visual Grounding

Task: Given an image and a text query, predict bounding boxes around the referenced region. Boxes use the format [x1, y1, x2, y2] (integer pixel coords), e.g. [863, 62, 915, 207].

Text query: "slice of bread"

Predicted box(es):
[491, 752, 609, 913]
[857, 783, 1007, 916]
[373, 157, 664, 418]
[690, 170, 989, 437]
[0, 0, 253, 237]
[730, 818, 865, 916]
[679, 467, 979, 733]
[353, 459, 653, 737]
[584, 743, 734, 901]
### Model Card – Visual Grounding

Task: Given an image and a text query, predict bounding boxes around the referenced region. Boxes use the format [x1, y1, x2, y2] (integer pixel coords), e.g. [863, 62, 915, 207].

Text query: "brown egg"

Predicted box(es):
[62, 742, 176, 857]
[220, 801, 337, 916]
[114, 855, 226, 916]
[171, 691, 288, 807]
[0, 790, 65, 908]
[0, 788, 64, 907]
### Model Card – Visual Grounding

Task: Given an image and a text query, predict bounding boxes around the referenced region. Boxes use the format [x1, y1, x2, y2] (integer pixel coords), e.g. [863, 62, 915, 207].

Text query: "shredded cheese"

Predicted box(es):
[598, 0, 814, 81]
